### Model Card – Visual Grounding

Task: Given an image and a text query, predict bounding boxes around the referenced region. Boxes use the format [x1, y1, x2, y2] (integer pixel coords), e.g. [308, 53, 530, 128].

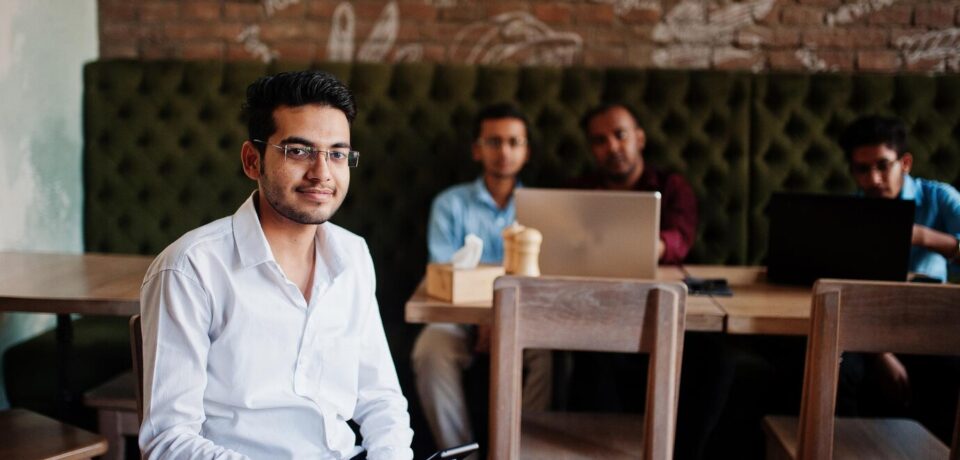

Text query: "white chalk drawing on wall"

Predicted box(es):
[825, 0, 896, 26]
[795, 47, 835, 72]
[896, 27, 960, 72]
[425, 0, 457, 7]
[592, 0, 661, 16]
[651, 0, 776, 69]
[449, 12, 583, 65]
[263, 0, 301, 17]
[237, 25, 279, 63]
[328, 1, 423, 63]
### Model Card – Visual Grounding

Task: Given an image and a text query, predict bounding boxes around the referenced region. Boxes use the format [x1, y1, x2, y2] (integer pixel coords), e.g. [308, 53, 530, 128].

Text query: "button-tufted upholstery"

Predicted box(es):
[83, 61, 758, 320]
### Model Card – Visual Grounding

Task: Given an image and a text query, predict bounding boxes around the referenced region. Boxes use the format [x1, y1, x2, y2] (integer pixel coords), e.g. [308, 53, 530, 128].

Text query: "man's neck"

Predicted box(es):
[604, 162, 644, 191]
[483, 174, 518, 209]
[255, 194, 318, 300]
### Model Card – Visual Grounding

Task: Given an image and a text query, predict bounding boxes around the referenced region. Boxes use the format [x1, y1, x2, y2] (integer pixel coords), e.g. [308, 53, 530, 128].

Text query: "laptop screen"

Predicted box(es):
[766, 192, 915, 285]
[515, 188, 661, 279]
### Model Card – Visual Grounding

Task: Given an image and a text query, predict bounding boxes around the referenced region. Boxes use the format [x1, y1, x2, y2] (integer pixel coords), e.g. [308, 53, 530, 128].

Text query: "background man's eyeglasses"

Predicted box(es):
[851, 158, 899, 176]
[252, 140, 360, 168]
[477, 137, 527, 149]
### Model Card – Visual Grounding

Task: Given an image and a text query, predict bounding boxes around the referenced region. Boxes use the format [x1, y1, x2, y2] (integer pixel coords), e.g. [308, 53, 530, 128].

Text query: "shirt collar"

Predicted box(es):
[232, 192, 347, 279]
[470, 176, 522, 210]
[899, 173, 918, 201]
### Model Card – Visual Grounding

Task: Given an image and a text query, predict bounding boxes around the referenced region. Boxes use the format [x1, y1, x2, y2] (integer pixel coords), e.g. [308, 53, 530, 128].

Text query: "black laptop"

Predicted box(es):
[766, 192, 915, 285]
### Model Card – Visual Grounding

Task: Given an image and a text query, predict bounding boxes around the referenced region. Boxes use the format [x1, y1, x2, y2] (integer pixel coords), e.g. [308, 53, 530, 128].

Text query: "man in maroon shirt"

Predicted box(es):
[577, 102, 698, 263]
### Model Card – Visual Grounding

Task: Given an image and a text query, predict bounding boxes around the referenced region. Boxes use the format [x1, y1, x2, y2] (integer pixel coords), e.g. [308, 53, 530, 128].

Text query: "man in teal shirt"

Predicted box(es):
[838, 115, 960, 442]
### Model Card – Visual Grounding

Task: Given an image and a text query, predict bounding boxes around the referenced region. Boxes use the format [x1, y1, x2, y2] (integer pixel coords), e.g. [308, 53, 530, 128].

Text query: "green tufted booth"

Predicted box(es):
[6, 61, 960, 453]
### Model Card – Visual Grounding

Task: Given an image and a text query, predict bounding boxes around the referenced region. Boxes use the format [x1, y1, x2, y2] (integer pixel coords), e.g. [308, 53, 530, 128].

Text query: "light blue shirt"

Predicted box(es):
[427, 177, 518, 264]
[900, 174, 960, 281]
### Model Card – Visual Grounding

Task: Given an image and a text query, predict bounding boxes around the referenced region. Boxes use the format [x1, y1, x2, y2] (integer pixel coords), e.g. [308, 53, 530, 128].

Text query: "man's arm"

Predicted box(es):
[659, 173, 699, 264]
[354, 249, 414, 459]
[912, 184, 960, 261]
[911, 224, 960, 260]
[426, 192, 463, 263]
[139, 269, 249, 460]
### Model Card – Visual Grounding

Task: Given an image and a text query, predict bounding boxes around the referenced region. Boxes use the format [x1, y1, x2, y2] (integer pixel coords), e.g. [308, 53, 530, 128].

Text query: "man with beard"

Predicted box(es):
[570, 103, 736, 460]
[411, 104, 551, 455]
[139, 71, 413, 459]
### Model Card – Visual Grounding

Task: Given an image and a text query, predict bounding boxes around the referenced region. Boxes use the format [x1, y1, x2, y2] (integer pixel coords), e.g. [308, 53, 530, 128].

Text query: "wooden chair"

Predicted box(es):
[763, 280, 960, 460]
[130, 314, 144, 424]
[0, 408, 108, 459]
[82, 371, 139, 460]
[489, 276, 686, 460]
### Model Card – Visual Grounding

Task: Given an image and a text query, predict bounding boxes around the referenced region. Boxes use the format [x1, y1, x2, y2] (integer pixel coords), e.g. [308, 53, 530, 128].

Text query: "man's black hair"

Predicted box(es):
[839, 115, 909, 160]
[472, 103, 531, 141]
[580, 102, 642, 133]
[242, 70, 356, 155]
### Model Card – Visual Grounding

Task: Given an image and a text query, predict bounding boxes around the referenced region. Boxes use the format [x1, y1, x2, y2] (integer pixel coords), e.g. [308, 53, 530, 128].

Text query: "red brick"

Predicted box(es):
[781, 5, 825, 25]
[266, 0, 307, 19]
[224, 2, 264, 21]
[755, 5, 783, 25]
[438, 4, 486, 21]
[769, 50, 804, 70]
[621, 7, 662, 24]
[306, 1, 337, 19]
[271, 41, 317, 61]
[626, 44, 654, 67]
[857, 50, 901, 71]
[802, 27, 886, 48]
[866, 4, 912, 26]
[485, 4, 530, 17]
[572, 24, 630, 46]
[583, 45, 626, 66]
[257, 21, 324, 41]
[905, 56, 947, 72]
[815, 49, 855, 71]
[182, 2, 222, 21]
[417, 44, 447, 63]
[100, 41, 139, 59]
[182, 41, 225, 59]
[398, 3, 438, 21]
[797, 0, 841, 7]
[533, 4, 573, 24]
[956, 5, 960, 26]
[101, 23, 142, 41]
[226, 43, 256, 61]
[573, 4, 616, 25]
[165, 23, 243, 40]
[713, 47, 765, 70]
[737, 26, 801, 48]
[914, 3, 954, 28]
[141, 43, 178, 59]
[99, 2, 137, 22]
[140, 2, 180, 22]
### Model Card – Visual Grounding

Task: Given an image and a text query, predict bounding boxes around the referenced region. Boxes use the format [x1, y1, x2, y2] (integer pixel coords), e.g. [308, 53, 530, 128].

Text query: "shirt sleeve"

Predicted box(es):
[139, 268, 250, 460]
[936, 183, 960, 263]
[427, 191, 463, 263]
[659, 173, 699, 264]
[353, 245, 415, 459]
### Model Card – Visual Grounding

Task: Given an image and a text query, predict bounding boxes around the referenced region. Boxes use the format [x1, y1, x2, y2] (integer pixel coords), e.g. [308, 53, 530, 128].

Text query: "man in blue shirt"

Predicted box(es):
[411, 104, 550, 453]
[838, 115, 960, 443]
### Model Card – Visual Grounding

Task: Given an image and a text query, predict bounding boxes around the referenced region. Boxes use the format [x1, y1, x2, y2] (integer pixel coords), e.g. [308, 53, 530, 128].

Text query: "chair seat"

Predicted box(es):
[520, 411, 645, 459]
[83, 371, 138, 412]
[763, 415, 949, 460]
[0, 408, 108, 460]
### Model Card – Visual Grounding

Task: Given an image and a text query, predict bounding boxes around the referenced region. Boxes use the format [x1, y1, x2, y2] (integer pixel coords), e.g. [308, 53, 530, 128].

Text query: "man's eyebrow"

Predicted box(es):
[279, 136, 314, 146]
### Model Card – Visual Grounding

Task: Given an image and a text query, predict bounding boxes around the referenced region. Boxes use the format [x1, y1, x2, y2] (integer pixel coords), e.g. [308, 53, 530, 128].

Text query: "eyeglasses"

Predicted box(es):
[477, 137, 527, 149]
[851, 158, 899, 176]
[252, 140, 359, 168]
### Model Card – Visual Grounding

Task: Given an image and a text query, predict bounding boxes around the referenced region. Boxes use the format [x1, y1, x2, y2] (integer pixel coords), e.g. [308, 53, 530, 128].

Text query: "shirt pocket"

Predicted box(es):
[320, 337, 360, 418]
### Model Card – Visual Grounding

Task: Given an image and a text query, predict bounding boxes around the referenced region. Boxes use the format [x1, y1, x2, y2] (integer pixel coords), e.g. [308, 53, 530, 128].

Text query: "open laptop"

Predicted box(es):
[766, 192, 915, 285]
[515, 188, 661, 279]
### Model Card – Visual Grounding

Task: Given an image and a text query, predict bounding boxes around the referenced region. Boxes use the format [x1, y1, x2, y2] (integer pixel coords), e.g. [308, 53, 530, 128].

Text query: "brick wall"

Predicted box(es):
[99, 0, 960, 73]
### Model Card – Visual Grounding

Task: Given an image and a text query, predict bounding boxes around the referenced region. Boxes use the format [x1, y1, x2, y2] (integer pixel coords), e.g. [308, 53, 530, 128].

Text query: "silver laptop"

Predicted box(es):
[515, 188, 661, 279]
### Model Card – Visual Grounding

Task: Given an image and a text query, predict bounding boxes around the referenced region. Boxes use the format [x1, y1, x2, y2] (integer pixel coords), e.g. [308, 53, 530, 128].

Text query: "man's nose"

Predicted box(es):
[307, 154, 333, 181]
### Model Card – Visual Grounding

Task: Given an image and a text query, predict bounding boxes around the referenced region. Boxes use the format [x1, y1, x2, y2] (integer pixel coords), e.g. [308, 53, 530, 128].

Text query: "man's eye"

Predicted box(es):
[286, 146, 312, 158]
[613, 129, 627, 140]
[329, 150, 349, 161]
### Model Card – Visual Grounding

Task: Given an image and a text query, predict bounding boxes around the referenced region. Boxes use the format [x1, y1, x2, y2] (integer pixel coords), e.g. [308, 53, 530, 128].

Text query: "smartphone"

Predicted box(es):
[425, 442, 480, 460]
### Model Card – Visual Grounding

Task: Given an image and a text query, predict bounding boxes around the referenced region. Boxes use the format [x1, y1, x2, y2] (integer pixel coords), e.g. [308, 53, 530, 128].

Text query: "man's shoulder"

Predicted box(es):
[324, 221, 367, 249]
[432, 181, 478, 207]
[148, 216, 235, 275]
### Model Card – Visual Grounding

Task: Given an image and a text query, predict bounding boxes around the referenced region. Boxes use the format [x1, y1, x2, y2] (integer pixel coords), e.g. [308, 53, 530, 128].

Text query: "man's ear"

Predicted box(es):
[241, 141, 262, 180]
[635, 127, 646, 151]
[900, 152, 913, 174]
[471, 142, 482, 162]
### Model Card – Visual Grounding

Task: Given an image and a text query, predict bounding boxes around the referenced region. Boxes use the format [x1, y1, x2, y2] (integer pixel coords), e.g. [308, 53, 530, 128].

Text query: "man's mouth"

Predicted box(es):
[296, 187, 335, 202]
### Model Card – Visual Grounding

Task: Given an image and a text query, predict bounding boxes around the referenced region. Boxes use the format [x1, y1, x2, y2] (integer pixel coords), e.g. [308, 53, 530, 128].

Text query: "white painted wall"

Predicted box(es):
[0, 0, 98, 408]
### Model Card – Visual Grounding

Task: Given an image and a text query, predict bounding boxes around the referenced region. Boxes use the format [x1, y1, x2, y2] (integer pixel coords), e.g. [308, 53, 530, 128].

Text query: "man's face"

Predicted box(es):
[242, 104, 351, 225]
[472, 117, 529, 179]
[850, 143, 912, 199]
[587, 106, 646, 181]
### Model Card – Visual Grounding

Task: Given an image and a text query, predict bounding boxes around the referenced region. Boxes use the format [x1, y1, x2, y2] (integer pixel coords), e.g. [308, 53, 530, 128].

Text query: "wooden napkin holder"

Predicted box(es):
[426, 263, 504, 304]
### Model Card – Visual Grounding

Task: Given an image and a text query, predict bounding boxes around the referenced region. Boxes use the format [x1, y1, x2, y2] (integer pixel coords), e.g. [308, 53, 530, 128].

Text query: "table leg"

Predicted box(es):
[55, 313, 75, 420]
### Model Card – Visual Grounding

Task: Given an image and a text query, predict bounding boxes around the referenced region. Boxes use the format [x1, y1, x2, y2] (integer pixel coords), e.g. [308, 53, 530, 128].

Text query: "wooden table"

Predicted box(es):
[684, 266, 811, 336]
[405, 266, 727, 332]
[405, 265, 815, 335]
[0, 251, 153, 418]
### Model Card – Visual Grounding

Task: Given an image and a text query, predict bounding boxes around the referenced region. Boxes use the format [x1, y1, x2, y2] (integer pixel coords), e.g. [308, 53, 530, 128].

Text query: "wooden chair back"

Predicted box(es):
[798, 279, 960, 460]
[130, 314, 144, 424]
[489, 276, 686, 460]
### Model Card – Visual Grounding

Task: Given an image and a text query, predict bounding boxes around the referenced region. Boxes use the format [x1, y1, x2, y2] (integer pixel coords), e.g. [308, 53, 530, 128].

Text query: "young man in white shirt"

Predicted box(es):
[139, 71, 413, 459]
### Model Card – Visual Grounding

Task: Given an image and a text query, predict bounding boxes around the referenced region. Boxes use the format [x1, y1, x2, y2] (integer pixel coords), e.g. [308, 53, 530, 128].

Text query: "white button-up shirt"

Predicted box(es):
[139, 195, 414, 459]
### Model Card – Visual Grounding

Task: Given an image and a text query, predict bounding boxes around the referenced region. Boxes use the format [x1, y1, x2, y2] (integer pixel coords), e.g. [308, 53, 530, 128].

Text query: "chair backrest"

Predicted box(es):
[489, 276, 686, 460]
[798, 279, 960, 460]
[130, 314, 144, 424]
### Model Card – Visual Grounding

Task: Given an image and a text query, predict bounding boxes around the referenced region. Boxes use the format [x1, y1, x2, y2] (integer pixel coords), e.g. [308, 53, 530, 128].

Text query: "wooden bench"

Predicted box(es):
[83, 371, 139, 460]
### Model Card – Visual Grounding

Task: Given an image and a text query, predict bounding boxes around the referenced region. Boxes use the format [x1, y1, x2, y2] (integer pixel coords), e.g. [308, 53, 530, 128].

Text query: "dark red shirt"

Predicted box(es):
[571, 165, 698, 263]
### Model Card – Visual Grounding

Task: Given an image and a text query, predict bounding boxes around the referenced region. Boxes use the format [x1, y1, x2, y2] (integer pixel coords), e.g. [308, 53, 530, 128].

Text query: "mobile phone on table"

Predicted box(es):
[425, 442, 480, 459]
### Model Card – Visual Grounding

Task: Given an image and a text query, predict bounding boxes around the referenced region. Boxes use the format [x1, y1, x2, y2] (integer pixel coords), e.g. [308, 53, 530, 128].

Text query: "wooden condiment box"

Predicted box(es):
[425, 263, 505, 304]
